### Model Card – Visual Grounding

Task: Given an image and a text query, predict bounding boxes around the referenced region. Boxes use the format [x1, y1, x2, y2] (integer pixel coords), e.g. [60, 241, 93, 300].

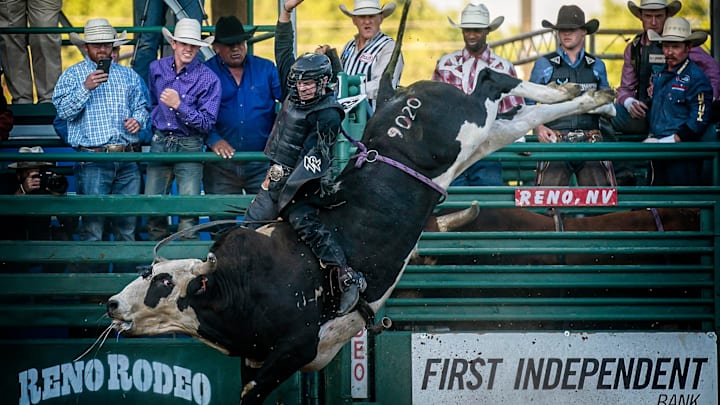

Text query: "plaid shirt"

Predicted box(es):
[53, 58, 150, 147]
[432, 47, 524, 114]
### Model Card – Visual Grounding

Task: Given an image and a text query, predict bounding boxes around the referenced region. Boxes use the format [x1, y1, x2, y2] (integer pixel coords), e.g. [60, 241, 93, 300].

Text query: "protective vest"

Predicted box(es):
[264, 93, 343, 169]
[630, 34, 664, 104]
[544, 51, 600, 131]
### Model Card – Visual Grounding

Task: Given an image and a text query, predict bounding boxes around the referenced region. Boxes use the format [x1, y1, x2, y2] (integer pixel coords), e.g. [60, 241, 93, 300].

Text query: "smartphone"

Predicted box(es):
[96, 57, 111, 74]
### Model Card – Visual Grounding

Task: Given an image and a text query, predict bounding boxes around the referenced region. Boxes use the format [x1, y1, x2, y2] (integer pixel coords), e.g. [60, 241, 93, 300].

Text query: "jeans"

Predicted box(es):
[243, 176, 282, 230]
[450, 161, 503, 187]
[204, 160, 268, 196]
[610, 102, 649, 135]
[144, 132, 204, 240]
[74, 159, 142, 242]
[204, 159, 269, 238]
[132, 0, 205, 84]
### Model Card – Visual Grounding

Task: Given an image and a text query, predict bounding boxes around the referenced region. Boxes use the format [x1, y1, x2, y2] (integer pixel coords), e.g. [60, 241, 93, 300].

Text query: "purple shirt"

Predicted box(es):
[149, 56, 221, 136]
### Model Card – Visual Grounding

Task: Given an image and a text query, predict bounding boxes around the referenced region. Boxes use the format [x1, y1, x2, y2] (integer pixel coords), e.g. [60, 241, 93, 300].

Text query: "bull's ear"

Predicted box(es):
[192, 253, 217, 275]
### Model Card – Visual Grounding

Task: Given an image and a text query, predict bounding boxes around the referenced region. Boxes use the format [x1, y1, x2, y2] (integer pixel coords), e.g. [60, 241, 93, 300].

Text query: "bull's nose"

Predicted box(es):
[106, 299, 119, 316]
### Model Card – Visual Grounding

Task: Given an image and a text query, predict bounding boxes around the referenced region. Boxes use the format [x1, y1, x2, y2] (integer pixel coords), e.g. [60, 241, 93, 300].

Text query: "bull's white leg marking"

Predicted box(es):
[508, 80, 581, 103]
[303, 252, 412, 372]
[433, 89, 615, 188]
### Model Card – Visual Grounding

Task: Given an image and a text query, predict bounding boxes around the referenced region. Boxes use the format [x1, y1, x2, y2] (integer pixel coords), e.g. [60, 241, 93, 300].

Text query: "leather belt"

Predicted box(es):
[554, 129, 602, 143]
[78, 143, 139, 152]
[268, 163, 292, 182]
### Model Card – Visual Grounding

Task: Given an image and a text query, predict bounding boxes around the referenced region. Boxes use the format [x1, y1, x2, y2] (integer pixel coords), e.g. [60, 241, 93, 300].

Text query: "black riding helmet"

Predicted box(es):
[287, 53, 332, 106]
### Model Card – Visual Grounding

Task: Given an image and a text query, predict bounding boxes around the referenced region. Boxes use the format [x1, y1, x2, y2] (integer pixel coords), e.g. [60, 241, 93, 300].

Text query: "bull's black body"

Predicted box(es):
[185, 72, 519, 401]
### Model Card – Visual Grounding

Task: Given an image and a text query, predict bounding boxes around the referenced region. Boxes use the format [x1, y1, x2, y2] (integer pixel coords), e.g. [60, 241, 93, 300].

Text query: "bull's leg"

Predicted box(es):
[239, 341, 317, 405]
[487, 89, 616, 148]
[508, 80, 583, 104]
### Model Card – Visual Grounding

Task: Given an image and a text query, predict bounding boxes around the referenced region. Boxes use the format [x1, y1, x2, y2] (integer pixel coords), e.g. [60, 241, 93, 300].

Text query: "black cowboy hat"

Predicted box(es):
[542, 5, 599, 35]
[214, 16, 257, 45]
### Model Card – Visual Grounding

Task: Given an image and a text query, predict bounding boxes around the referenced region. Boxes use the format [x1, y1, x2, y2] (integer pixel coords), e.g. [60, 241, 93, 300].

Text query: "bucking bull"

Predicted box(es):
[106, 2, 616, 403]
[419, 204, 700, 265]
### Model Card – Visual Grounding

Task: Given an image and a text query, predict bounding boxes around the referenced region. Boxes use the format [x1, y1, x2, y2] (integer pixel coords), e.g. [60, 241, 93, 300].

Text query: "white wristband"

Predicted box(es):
[623, 97, 638, 111]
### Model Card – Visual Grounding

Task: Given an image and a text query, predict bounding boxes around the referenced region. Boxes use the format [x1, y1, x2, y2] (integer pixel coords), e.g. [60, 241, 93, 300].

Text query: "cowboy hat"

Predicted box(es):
[69, 18, 128, 47]
[213, 16, 257, 45]
[627, 0, 682, 19]
[647, 16, 708, 47]
[339, 0, 396, 17]
[448, 2, 504, 31]
[161, 18, 213, 47]
[542, 5, 599, 34]
[7, 146, 54, 169]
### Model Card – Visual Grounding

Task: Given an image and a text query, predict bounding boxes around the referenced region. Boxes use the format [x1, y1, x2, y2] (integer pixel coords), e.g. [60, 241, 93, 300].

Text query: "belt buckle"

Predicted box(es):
[105, 144, 125, 152]
[566, 130, 585, 143]
[269, 164, 285, 182]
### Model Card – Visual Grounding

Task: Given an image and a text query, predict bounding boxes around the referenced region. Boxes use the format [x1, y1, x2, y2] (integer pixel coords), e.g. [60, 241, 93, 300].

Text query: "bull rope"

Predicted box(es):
[340, 127, 448, 202]
[151, 219, 254, 262]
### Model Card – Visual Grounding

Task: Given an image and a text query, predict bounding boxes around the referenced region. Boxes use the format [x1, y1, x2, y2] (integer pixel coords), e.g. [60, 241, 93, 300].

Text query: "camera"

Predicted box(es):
[32, 171, 69, 194]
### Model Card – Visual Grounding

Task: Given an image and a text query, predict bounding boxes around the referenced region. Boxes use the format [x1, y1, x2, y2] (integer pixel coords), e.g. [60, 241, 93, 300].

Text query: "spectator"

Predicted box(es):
[203, 16, 281, 238]
[528, 5, 616, 187]
[132, 0, 207, 84]
[244, 0, 365, 316]
[335, 0, 403, 109]
[643, 17, 712, 186]
[52, 18, 150, 258]
[3, 146, 71, 235]
[144, 18, 220, 241]
[55, 40, 153, 145]
[432, 2, 524, 186]
[613, 0, 719, 135]
[0, 0, 61, 104]
[1, 146, 73, 272]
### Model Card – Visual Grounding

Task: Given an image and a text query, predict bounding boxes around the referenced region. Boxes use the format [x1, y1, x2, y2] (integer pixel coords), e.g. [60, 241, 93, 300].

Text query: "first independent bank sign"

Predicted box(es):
[412, 332, 718, 404]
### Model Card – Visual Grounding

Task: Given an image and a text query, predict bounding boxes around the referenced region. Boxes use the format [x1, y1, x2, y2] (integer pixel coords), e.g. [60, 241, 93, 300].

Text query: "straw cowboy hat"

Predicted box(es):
[627, 0, 682, 19]
[448, 2, 504, 31]
[542, 5, 599, 35]
[339, 0, 396, 17]
[162, 18, 213, 47]
[69, 18, 129, 47]
[7, 146, 54, 169]
[213, 16, 257, 45]
[647, 16, 708, 47]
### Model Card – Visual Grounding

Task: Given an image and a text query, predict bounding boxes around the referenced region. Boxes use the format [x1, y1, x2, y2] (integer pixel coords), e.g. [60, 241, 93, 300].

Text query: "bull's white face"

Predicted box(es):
[107, 258, 212, 338]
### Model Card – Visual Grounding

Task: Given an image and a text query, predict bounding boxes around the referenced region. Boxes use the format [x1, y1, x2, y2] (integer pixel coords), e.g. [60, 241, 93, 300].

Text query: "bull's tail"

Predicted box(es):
[376, 0, 411, 109]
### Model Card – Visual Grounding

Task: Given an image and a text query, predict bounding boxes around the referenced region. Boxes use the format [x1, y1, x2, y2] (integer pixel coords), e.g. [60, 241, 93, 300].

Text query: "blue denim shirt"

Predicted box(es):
[204, 54, 282, 152]
[649, 58, 713, 141]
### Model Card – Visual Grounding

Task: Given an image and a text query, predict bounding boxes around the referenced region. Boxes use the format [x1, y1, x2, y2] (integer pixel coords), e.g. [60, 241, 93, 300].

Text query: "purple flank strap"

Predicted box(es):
[647, 207, 665, 232]
[341, 128, 447, 201]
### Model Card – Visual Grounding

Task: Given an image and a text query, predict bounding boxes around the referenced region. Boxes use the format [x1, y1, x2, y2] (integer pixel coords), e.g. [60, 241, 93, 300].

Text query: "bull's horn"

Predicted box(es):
[436, 201, 480, 232]
[193, 252, 218, 276]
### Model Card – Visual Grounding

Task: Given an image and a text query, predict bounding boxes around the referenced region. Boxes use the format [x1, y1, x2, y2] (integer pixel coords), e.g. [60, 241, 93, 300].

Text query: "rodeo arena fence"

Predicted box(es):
[2, 24, 720, 405]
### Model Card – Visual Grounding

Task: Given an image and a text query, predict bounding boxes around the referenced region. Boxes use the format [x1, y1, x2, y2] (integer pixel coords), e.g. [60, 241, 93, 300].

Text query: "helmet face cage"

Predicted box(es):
[287, 53, 332, 106]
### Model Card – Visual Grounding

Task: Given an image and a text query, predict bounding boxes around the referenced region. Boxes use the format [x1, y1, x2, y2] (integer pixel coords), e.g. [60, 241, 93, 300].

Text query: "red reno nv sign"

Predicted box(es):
[515, 188, 617, 207]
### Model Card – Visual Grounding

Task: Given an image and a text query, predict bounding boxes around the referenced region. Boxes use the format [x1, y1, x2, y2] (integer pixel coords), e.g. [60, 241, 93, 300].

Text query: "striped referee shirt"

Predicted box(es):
[340, 31, 403, 105]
